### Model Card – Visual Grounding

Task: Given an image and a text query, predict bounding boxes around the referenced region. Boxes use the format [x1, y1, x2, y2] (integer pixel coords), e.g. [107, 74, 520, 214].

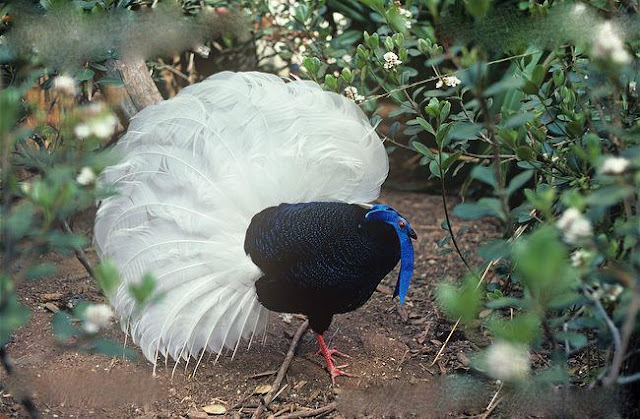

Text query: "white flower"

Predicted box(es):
[591, 22, 631, 65]
[90, 114, 118, 139]
[83, 304, 113, 334]
[573, 3, 586, 14]
[333, 12, 348, 30]
[485, 341, 530, 382]
[557, 208, 593, 244]
[630, 81, 637, 93]
[327, 57, 337, 65]
[399, 7, 412, 18]
[342, 54, 352, 64]
[74, 123, 91, 139]
[600, 156, 630, 175]
[383, 51, 402, 70]
[20, 182, 32, 195]
[571, 249, 590, 268]
[344, 86, 365, 104]
[436, 75, 462, 89]
[53, 75, 77, 96]
[398, 7, 412, 27]
[76, 166, 96, 186]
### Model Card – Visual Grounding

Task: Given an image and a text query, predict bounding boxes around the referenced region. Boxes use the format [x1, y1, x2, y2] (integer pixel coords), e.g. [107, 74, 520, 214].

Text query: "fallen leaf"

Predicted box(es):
[202, 404, 226, 415]
[44, 302, 59, 313]
[254, 384, 272, 395]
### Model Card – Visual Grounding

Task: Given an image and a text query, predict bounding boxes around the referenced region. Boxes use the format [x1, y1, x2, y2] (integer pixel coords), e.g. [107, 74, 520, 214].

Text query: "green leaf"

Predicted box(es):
[416, 117, 436, 136]
[512, 226, 578, 310]
[52, 311, 77, 342]
[555, 331, 588, 349]
[586, 186, 633, 208]
[0, 294, 30, 346]
[530, 64, 546, 87]
[441, 152, 463, 173]
[25, 263, 57, 280]
[412, 141, 433, 157]
[506, 171, 533, 197]
[503, 112, 534, 129]
[129, 273, 156, 307]
[477, 239, 510, 261]
[96, 76, 124, 88]
[436, 275, 483, 326]
[464, 0, 491, 18]
[471, 165, 498, 189]
[516, 146, 535, 161]
[487, 313, 541, 345]
[484, 77, 524, 96]
[385, 6, 408, 34]
[453, 198, 504, 221]
[93, 339, 138, 360]
[95, 259, 120, 295]
[449, 122, 483, 140]
[75, 68, 95, 82]
[440, 101, 451, 121]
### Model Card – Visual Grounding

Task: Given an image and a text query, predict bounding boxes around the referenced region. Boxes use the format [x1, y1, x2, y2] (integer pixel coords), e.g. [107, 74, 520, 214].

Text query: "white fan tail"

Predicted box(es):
[94, 71, 388, 365]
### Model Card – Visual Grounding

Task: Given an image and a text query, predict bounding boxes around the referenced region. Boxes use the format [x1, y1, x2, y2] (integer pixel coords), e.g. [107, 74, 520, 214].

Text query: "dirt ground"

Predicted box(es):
[1, 190, 512, 418]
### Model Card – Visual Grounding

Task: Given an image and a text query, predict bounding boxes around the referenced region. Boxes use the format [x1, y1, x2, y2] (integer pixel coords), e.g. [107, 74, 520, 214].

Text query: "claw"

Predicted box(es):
[315, 333, 357, 384]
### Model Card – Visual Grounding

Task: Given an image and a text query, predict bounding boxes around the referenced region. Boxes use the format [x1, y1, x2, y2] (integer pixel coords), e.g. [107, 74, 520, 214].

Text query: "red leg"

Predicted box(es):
[315, 333, 356, 384]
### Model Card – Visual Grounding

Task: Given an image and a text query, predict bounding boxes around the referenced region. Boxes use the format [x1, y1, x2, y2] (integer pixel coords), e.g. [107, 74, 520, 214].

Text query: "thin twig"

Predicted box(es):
[617, 371, 640, 385]
[0, 346, 41, 419]
[364, 52, 537, 103]
[62, 221, 95, 279]
[584, 287, 621, 353]
[278, 402, 337, 419]
[480, 396, 502, 419]
[251, 319, 309, 419]
[603, 285, 640, 386]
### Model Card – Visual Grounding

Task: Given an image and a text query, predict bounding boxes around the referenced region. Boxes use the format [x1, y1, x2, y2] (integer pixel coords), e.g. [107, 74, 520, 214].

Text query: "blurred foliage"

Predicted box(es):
[1, 0, 639, 415]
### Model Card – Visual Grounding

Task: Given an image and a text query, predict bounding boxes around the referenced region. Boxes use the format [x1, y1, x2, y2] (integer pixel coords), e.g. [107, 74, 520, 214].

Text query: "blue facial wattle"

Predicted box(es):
[365, 204, 416, 305]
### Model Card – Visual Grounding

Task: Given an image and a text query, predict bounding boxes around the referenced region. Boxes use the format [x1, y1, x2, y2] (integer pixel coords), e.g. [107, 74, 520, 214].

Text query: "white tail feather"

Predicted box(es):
[94, 71, 388, 366]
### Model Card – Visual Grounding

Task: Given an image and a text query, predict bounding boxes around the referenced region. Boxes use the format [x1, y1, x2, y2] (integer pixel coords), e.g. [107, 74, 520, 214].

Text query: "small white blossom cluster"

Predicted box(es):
[573, 3, 586, 14]
[436, 75, 462, 89]
[485, 341, 530, 382]
[74, 105, 118, 140]
[268, 0, 300, 26]
[343, 86, 365, 104]
[630, 81, 637, 94]
[52, 75, 77, 96]
[83, 304, 113, 334]
[593, 283, 624, 303]
[570, 248, 592, 268]
[599, 156, 630, 175]
[76, 166, 97, 186]
[591, 22, 631, 65]
[557, 208, 593, 244]
[383, 52, 402, 70]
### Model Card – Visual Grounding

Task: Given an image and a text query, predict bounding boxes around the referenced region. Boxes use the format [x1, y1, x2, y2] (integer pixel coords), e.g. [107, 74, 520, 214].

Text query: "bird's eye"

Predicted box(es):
[398, 220, 406, 229]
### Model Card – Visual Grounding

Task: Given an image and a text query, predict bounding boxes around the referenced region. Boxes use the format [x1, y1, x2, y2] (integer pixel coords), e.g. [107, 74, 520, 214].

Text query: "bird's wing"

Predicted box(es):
[94, 71, 388, 365]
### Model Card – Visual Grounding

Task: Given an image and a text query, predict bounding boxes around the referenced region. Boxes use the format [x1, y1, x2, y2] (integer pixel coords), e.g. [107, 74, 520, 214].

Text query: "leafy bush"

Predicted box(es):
[1, 0, 639, 415]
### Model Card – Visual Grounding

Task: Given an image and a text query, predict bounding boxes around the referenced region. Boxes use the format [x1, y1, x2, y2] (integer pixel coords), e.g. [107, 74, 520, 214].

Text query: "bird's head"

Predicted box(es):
[365, 204, 416, 305]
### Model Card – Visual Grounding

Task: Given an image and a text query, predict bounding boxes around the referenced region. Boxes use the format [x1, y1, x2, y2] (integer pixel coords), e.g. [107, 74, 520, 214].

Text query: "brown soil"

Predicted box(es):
[1, 190, 504, 418]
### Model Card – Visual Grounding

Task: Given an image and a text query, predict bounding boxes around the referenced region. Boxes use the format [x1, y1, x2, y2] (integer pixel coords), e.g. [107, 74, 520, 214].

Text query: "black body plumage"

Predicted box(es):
[244, 202, 400, 333]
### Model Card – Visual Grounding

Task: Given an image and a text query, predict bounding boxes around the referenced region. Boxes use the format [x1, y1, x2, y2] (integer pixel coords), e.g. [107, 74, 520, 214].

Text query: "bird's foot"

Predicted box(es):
[326, 362, 356, 385]
[315, 333, 357, 384]
[314, 347, 351, 360]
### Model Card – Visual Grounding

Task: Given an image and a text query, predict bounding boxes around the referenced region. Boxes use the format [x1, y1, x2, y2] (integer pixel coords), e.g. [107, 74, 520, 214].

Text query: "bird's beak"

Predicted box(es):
[409, 229, 417, 240]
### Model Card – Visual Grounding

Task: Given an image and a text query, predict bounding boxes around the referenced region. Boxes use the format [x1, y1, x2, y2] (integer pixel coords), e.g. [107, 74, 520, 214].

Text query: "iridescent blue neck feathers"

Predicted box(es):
[365, 204, 416, 305]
